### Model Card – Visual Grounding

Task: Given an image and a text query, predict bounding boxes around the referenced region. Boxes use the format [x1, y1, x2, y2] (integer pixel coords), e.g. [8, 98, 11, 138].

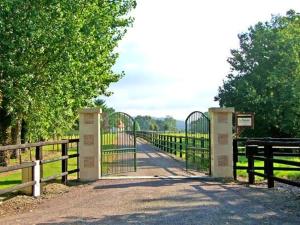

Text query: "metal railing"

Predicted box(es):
[136, 131, 186, 158]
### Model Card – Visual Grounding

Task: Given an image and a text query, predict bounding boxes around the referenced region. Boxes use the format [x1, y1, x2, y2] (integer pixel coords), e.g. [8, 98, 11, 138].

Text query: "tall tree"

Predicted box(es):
[164, 116, 177, 131]
[0, 0, 136, 142]
[0, 0, 136, 165]
[135, 115, 153, 130]
[94, 99, 115, 115]
[216, 10, 300, 137]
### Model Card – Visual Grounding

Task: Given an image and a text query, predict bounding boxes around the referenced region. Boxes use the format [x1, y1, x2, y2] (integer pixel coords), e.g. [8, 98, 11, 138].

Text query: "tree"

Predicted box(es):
[0, 0, 136, 165]
[164, 116, 177, 131]
[135, 116, 153, 130]
[135, 121, 141, 131]
[94, 99, 115, 116]
[149, 123, 158, 131]
[0, 0, 136, 141]
[216, 10, 300, 137]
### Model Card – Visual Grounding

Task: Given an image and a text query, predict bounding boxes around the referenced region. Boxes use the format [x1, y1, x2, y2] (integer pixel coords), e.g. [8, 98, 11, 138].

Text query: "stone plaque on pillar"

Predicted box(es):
[209, 107, 234, 178]
[79, 108, 102, 181]
[84, 114, 94, 124]
[217, 113, 228, 123]
[84, 135, 94, 145]
[217, 155, 229, 167]
[218, 134, 228, 145]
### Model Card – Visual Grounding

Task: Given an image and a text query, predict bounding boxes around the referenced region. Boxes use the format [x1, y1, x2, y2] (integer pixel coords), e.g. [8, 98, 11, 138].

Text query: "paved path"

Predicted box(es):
[122, 139, 204, 177]
[0, 140, 299, 224]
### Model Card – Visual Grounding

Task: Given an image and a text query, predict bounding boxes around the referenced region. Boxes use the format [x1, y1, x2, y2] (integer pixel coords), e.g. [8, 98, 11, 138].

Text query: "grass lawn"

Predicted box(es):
[237, 156, 300, 180]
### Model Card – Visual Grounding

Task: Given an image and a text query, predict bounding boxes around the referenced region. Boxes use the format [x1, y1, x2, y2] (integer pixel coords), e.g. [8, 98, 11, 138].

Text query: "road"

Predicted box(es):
[0, 139, 299, 224]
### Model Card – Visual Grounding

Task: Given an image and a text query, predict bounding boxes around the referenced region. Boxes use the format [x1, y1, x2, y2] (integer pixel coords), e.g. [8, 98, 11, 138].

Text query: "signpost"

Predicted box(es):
[235, 112, 254, 137]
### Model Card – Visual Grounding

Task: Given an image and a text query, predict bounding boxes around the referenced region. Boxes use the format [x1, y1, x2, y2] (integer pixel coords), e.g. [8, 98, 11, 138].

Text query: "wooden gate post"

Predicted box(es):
[79, 108, 102, 181]
[208, 107, 234, 178]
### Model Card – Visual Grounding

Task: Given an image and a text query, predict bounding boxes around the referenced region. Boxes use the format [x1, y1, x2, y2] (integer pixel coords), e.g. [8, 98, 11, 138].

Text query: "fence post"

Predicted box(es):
[169, 136, 172, 154]
[174, 136, 177, 156]
[200, 137, 205, 160]
[233, 139, 238, 180]
[33, 160, 41, 197]
[265, 144, 274, 188]
[158, 135, 161, 148]
[35, 146, 43, 180]
[76, 140, 80, 179]
[61, 142, 68, 185]
[34, 146, 42, 196]
[246, 145, 257, 185]
[180, 137, 183, 158]
[192, 138, 196, 163]
[166, 136, 169, 152]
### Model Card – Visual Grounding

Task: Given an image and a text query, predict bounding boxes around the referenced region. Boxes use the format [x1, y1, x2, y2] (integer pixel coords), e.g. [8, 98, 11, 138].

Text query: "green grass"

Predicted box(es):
[101, 133, 117, 149]
[0, 171, 22, 189]
[237, 156, 300, 180]
[158, 132, 209, 138]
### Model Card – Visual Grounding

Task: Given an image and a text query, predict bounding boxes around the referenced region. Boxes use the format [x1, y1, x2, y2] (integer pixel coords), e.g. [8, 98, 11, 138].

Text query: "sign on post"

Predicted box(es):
[235, 112, 254, 137]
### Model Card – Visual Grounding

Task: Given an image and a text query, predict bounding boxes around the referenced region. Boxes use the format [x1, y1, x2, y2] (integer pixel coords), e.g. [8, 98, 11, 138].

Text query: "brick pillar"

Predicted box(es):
[79, 108, 101, 181]
[208, 107, 234, 178]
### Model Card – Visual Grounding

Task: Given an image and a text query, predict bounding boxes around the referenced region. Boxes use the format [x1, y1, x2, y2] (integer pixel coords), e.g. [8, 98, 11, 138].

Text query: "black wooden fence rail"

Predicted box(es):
[233, 138, 300, 188]
[0, 139, 79, 196]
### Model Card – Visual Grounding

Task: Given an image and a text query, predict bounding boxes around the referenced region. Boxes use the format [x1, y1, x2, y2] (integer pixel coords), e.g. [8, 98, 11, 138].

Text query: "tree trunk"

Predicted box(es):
[11, 119, 22, 158]
[0, 108, 12, 166]
[0, 126, 12, 166]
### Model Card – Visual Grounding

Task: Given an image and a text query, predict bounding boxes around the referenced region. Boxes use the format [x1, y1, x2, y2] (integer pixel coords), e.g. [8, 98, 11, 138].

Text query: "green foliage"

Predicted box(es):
[135, 121, 141, 131]
[164, 116, 177, 131]
[135, 115, 177, 131]
[189, 117, 209, 133]
[216, 10, 300, 137]
[0, 0, 136, 142]
[135, 115, 154, 131]
[94, 99, 115, 115]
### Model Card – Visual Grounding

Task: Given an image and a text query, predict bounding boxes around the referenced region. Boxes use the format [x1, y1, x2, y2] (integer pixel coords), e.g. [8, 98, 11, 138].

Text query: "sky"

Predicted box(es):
[104, 0, 300, 120]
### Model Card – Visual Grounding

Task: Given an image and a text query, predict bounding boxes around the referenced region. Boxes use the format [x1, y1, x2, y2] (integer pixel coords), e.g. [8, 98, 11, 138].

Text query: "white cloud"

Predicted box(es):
[105, 0, 300, 120]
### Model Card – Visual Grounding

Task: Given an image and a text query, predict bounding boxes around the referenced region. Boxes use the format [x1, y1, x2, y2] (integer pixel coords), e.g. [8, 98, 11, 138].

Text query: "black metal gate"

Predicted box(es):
[185, 111, 211, 174]
[101, 112, 136, 176]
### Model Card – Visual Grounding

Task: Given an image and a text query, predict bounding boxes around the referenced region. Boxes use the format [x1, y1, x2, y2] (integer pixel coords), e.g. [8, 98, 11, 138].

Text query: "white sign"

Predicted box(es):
[237, 117, 252, 127]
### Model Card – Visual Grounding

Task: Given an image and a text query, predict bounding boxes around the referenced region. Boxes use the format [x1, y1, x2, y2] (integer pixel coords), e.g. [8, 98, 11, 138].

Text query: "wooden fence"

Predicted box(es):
[233, 138, 300, 188]
[0, 139, 79, 196]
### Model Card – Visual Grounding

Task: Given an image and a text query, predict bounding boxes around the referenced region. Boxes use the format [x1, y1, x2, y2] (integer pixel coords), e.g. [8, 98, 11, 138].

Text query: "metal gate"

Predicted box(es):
[185, 111, 211, 174]
[101, 112, 136, 176]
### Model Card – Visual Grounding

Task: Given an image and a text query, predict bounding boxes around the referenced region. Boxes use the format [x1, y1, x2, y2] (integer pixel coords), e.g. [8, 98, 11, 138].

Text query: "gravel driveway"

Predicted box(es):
[0, 139, 299, 224]
[0, 178, 299, 225]
[122, 139, 204, 177]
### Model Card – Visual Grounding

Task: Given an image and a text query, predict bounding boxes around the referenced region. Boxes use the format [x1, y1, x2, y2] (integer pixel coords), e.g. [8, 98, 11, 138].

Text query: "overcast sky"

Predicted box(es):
[104, 0, 300, 120]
